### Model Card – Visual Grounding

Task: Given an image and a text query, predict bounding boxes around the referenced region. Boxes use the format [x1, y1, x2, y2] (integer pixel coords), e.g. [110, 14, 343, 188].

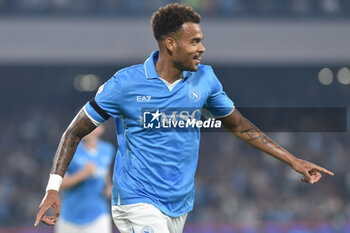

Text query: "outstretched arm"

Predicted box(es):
[220, 109, 334, 183]
[34, 108, 97, 227]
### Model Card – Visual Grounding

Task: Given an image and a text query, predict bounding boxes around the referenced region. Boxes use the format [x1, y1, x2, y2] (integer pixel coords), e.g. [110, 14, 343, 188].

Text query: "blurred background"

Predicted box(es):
[1, 0, 350, 233]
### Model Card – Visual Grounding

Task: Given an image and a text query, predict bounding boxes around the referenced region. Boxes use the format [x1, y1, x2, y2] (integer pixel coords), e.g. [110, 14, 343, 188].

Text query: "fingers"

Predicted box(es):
[296, 160, 333, 184]
[34, 216, 41, 227]
[310, 170, 322, 183]
[314, 172, 322, 182]
[34, 205, 50, 227]
[54, 203, 61, 219]
[41, 216, 58, 226]
[301, 169, 314, 184]
[34, 191, 60, 227]
[301, 170, 323, 184]
[314, 165, 334, 176]
[34, 206, 60, 227]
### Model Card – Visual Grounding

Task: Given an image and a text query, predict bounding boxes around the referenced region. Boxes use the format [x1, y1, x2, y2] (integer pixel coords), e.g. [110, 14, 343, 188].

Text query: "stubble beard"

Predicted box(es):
[174, 60, 197, 72]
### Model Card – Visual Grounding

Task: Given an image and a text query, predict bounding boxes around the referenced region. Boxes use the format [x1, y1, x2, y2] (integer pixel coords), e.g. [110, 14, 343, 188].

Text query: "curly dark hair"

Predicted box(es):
[151, 3, 201, 41]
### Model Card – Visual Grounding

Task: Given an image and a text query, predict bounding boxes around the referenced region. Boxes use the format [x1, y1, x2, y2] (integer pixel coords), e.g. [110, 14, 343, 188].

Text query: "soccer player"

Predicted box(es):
[34, 4, 334, 233]
[55, 125, 115, 233]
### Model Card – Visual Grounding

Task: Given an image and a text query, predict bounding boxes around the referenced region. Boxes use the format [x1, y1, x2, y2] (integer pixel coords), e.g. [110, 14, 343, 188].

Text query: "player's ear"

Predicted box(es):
[164, 37, 176, 55]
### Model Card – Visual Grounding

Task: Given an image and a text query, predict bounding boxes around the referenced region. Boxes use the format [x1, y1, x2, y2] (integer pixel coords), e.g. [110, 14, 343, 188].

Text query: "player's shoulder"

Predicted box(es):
[198, 64, 214, 72]
[113, 64, 144, 80]
[98, 64, 144, 95]
[191, 64, 215, 81]
[194, 64, 215, 76]
[102, 64, 144, 89]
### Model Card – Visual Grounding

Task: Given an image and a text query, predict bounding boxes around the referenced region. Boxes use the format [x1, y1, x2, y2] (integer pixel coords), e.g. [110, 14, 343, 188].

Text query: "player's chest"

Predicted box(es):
[124, 79, 209, 110]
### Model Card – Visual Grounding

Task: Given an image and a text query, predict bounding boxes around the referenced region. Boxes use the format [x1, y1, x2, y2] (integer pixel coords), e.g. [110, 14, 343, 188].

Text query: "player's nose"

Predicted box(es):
[198, 42, 206, 53]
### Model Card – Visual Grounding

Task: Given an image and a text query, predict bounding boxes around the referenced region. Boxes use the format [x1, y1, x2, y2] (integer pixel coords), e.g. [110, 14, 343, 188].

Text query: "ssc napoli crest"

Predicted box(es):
[141, 226, 154, 233]
[188, 88, 201, 102]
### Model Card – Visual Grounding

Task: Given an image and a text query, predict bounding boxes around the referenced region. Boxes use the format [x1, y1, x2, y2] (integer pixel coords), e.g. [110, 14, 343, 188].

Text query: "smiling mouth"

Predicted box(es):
[193, 56, 202, 62]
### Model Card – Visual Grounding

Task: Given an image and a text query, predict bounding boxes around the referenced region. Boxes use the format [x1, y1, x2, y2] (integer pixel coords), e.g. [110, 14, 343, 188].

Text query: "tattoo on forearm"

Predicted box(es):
[240, 128, 280, 149]
[51, 110, 97, 176]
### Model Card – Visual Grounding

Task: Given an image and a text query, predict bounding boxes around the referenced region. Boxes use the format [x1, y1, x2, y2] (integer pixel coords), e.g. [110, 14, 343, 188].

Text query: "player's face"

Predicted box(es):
[172, 22, 206, 72]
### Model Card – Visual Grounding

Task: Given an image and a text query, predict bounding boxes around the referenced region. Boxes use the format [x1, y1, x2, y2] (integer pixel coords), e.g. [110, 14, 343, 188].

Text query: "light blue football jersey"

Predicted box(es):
[60, 140, 115, 224]
[84, 50, 234, 217]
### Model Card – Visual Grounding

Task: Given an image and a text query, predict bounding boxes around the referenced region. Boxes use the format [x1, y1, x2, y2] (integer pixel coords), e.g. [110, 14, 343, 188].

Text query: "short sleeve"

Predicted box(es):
[204, 67, 235, 118]
[84, 74, 123, 125]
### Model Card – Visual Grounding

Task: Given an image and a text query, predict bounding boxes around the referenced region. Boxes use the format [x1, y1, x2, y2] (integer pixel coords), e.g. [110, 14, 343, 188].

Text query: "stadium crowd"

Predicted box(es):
[0, 0, 349, 17]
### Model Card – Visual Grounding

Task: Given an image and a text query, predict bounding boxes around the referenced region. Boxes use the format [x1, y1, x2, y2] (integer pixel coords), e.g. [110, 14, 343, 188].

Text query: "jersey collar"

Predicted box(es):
[144, 50, 192, 81]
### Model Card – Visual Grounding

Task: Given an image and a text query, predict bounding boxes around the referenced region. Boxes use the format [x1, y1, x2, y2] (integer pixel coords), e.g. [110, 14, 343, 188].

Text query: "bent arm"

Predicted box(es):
[34, 108, 97, 227]
[51, 109, 97, 177]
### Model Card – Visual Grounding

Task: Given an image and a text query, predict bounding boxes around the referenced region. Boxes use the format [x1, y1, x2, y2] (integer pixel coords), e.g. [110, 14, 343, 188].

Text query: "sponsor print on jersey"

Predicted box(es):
[137, 95, 151, 102]
[141, 108, 221, 129]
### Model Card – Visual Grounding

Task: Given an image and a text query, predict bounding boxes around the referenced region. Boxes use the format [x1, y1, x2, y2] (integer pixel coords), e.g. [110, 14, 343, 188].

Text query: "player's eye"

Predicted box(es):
[191, 39, 200, 45]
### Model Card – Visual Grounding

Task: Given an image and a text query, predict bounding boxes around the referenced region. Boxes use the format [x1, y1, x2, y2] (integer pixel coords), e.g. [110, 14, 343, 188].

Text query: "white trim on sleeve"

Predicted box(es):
[83, 107, 102, 126]
[215, 106, 235, 118]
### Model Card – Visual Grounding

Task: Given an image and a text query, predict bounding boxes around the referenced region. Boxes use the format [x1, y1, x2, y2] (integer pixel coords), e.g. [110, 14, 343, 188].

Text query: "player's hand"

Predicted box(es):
[34, 190, 61, 227]
[83, 162, 96, 177]
[291, 158, 334, 184]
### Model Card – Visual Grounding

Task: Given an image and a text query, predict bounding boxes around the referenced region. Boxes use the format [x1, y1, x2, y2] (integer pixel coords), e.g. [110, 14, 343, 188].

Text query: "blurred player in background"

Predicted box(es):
[35, 3, 334, 233]
[55, 124, 115, 233]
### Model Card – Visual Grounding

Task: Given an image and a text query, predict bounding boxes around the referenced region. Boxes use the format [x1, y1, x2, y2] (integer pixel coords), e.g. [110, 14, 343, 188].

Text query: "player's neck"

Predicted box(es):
[156, 54, 182, 84]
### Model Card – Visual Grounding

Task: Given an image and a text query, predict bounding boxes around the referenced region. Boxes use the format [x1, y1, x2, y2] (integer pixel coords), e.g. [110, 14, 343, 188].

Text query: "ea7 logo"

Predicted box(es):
[137, 96, 151, 102]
